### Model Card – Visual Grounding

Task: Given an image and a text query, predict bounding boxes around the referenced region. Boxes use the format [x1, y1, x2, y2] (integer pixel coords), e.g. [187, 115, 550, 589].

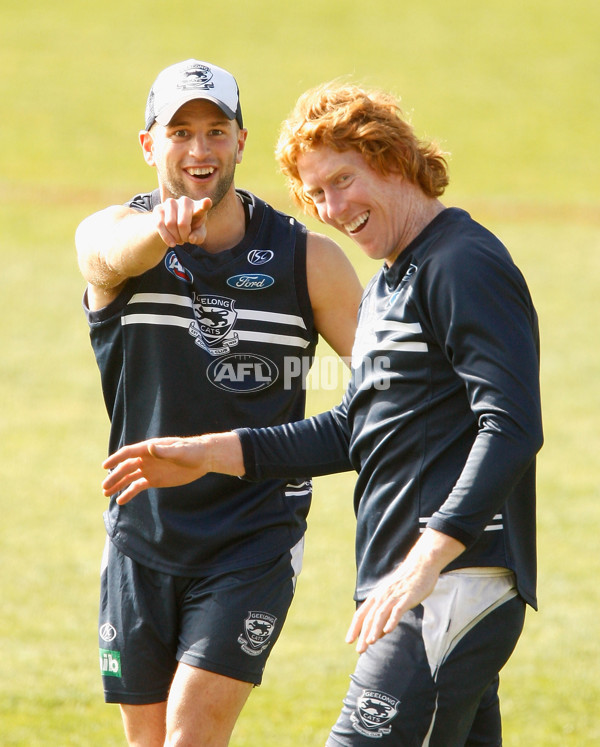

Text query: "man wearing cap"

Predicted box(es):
[76, 59, 362, 746]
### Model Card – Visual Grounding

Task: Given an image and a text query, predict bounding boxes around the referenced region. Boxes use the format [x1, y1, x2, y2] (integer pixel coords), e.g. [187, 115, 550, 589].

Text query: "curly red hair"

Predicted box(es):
[276, 82, 449, 220]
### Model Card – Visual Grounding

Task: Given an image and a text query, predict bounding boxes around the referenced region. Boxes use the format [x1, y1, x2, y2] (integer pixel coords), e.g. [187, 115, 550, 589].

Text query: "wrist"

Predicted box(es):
[409, 528, 466, 572]
[200, 432, 244, 477]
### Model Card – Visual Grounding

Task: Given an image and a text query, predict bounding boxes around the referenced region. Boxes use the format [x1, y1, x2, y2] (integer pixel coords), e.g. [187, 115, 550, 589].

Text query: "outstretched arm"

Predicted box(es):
[102, 432, 243, 505]
[75, 196, 212, 309]
[103, 405, 353, 505]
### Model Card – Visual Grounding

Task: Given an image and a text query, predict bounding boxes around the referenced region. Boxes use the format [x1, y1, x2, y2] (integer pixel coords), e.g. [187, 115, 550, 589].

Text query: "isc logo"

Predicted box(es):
[99, 648, 122, 678]
[207, 354, 278, 392]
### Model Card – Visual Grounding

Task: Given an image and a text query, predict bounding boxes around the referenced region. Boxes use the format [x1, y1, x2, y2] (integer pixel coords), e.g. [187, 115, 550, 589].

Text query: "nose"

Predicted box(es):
[321, 190, 347, 224]
[189, 133, 209, 158]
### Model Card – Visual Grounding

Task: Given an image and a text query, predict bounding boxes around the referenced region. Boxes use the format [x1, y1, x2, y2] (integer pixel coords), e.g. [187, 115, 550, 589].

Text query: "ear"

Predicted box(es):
[139, 130, 156, 167]
[235, 128, 248, 165]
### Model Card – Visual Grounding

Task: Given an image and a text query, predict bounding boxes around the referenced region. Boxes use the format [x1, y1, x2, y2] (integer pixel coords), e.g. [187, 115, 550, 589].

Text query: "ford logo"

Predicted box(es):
[207, 354, 279, 392]
[226, 274, 274, 290]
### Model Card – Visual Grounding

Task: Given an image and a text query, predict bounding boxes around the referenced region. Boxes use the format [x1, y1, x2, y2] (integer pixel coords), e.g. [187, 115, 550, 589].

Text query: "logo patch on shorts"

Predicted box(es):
[99, 622, 117, 642]
[351, 689, 400, 738]
[99, 648, 122, 678]
[238, 611, 277, 656]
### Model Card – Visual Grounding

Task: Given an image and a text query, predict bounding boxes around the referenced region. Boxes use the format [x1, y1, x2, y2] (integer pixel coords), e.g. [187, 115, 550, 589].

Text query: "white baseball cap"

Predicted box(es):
[144, 59, 243, 130]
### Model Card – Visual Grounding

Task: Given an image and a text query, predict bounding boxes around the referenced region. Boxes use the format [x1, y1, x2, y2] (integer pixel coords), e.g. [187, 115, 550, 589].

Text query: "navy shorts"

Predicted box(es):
[327, 568, 526, 746]
[98, 537, 303, 704]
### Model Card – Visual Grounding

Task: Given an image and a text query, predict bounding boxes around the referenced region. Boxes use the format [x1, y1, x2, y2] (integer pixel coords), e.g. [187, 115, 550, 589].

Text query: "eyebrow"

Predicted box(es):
[168, 115, 231, 128]
[302, 167, 345, 198]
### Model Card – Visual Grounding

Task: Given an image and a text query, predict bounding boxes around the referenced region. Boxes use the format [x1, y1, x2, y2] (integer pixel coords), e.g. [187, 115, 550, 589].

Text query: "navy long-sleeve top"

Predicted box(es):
[238, 209, 543, 607]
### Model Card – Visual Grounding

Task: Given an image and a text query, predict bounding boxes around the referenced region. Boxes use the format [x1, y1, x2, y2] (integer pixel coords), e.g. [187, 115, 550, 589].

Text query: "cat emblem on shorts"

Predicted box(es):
[238, 611, 277, 656]
[351, 689, 400, 738]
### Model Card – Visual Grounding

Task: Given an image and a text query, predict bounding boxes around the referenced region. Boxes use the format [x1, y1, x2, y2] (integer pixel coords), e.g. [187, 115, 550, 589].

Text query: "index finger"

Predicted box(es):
[345, 598, 373, 644]
[103, 442, 151, 470]
[188, 198, 212, 244]
[191, 197, 212, 218]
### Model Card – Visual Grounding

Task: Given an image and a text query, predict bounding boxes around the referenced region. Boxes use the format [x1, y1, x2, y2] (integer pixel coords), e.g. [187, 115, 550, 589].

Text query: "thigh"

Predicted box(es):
[327, 606, 437, 746]
[327, 573, 526, 747]
[99, 539, 179, 704]
[463, 677, 501, 747]
[431, 595, 525, 747]
[177, 538, 303, 685]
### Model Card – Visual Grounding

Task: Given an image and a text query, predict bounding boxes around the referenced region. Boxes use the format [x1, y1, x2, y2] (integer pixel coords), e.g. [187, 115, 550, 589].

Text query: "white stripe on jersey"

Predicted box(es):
[127, 292, 307, 329]
[129, 292, 191, 307]
[121, 315, 310, 349]
[374, 338, 429, 354]
[237, 308, 307, 330]
[352, 320, 428, 365]
[376, 321, 423, 334]
[123, 293, 311, 348]
[121, 313, 191, 329]
[236, 330, 311, 348]
[285, 480, 312, 498]
[284, 488, 312, 498]
[374, 320, 428, 353]
[418, 514, 504, 533]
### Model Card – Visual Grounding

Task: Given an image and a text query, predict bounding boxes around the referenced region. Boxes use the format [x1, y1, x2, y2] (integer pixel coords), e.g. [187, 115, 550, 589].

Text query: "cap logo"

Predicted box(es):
[179, 65, 215, 92]
[145, 59, 243, 131]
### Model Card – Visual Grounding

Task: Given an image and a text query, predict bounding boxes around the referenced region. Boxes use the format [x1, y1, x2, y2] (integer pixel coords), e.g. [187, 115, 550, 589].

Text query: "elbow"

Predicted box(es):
[519, 418, 544, 467]
[528, 407, 544, 456]
[532, 429, 544, 462]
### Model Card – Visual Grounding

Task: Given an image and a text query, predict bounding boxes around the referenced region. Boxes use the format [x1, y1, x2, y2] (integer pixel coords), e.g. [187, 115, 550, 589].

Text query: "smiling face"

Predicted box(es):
[297, 146, 416, 266]
[140, 98, 247, 207]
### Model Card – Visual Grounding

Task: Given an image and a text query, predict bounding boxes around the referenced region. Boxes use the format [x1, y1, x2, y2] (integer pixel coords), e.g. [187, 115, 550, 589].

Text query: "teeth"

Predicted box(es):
[188, 167, 215, 176]
[345, 212, 369, 233]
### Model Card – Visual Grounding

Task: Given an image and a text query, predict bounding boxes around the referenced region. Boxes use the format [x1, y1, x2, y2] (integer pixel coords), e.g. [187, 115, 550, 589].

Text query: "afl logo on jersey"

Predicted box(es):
[207, 354, 278, 392]
[226, 273, 274, 290]
[165, 251, 193, 283]
[247, 249, 274, 266]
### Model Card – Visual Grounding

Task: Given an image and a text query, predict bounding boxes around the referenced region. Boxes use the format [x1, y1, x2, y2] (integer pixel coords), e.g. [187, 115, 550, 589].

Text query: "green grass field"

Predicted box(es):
[1, 0, 599, 743]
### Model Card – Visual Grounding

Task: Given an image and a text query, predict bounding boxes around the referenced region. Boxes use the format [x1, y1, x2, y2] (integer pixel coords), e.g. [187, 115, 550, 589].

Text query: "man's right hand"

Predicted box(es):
[77, 197, 210, 302]
[154, 197, 212, 247]
[102, 432, 244, 505]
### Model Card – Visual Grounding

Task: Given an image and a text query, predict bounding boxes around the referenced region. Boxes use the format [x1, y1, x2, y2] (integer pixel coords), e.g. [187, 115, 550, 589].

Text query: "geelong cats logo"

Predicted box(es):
[179, 64, 215, 91]
[189, 294, 239, 356]
[238, 612, 277, 656]
[351, 690, 400, 738]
